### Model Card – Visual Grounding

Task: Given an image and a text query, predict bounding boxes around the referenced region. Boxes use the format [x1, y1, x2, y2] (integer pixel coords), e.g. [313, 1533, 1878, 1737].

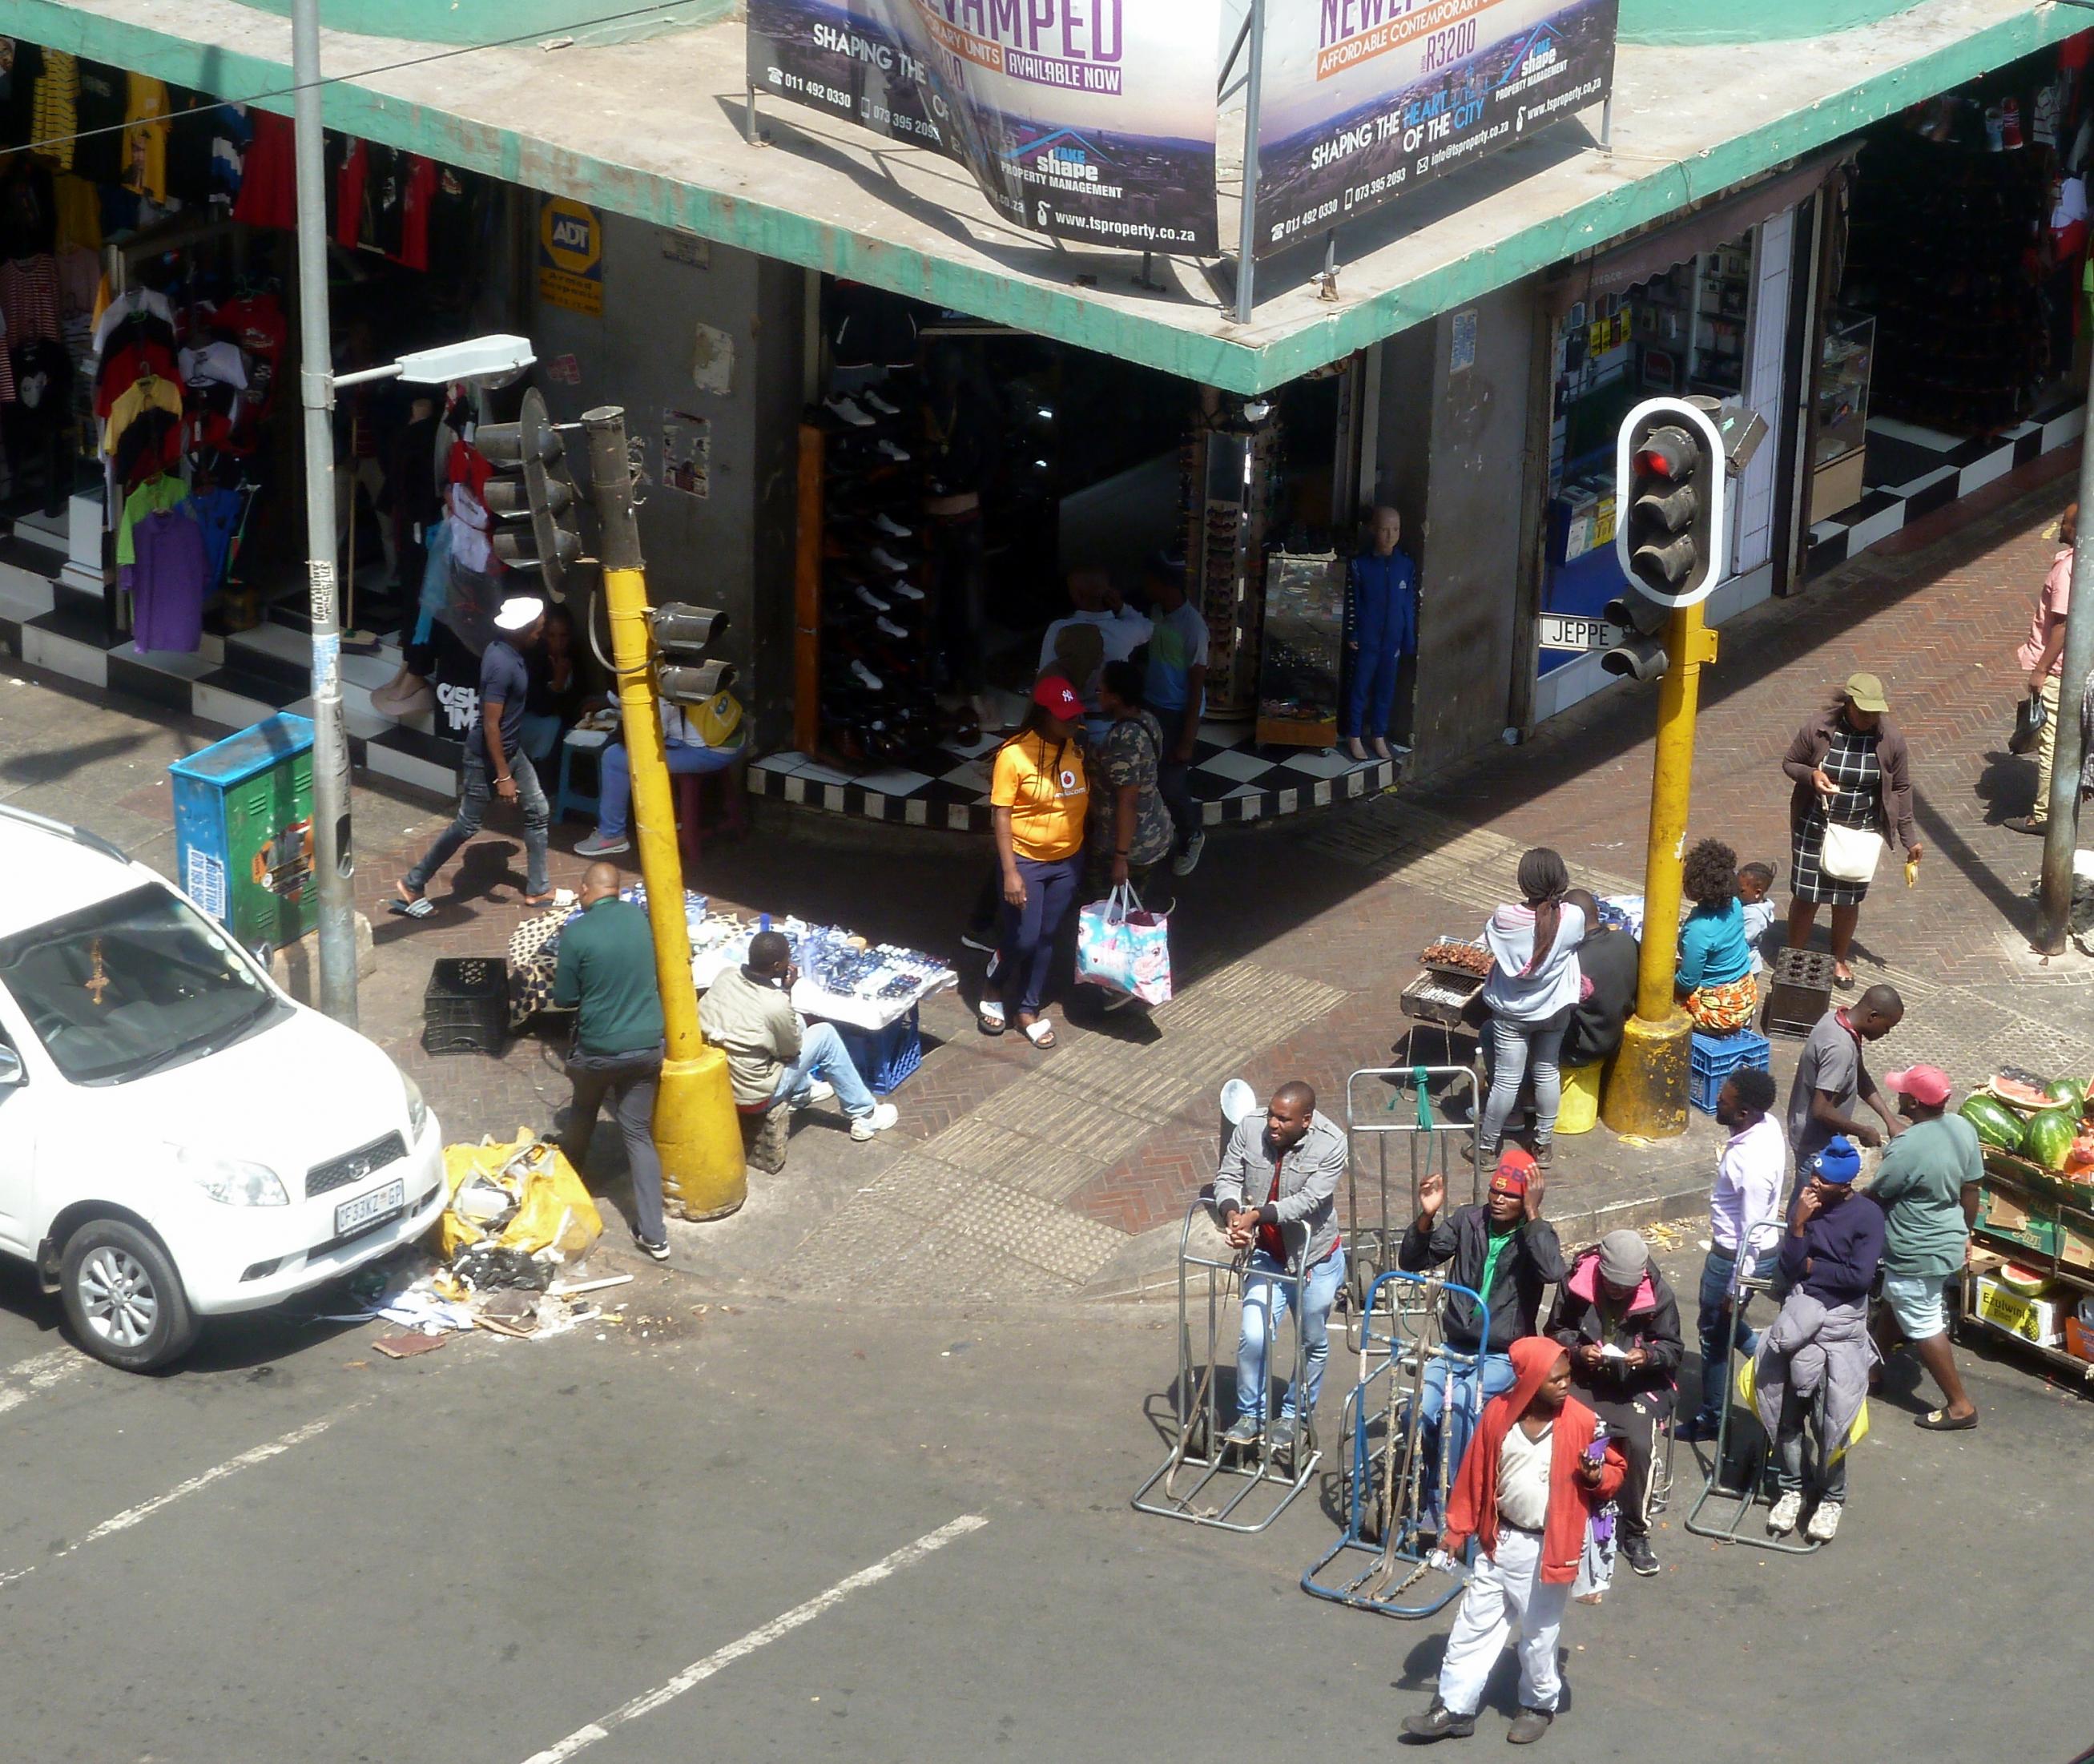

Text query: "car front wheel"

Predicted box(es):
[60, 1219, 200, 1372]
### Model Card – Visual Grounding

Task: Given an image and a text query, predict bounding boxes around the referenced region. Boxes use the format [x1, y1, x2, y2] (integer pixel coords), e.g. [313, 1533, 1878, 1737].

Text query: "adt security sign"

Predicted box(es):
[538, 196, 603, 316]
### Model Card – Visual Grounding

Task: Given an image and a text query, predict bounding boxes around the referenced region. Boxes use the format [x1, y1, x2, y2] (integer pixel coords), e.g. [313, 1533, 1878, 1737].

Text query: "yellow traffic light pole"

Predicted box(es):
[582, 408, 747, 1218]
[1602, 600, 1718, 1138]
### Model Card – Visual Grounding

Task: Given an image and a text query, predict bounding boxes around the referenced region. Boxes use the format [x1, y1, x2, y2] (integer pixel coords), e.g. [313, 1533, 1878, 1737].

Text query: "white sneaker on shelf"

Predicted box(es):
[876, 439, 912, 462]
[869, 545, 910, 574]
[876, 616, 908, 640]
[855, 583, 892, 613]
[851, 659, 884, 691]
[850, 1101, 900, 1142]
[887, 579, 925, 602]
[861, 388, 902, 417]
[1766, 1490, 1804, 1536]
[1805, 1500, 1842, 1542]
[872, 509, 913, 536]
[826, 395, 875, 428]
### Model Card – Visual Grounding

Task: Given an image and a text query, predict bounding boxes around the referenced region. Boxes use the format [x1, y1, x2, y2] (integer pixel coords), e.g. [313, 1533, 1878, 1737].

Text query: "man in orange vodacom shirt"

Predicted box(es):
[1404, 1337, 1626, 1748]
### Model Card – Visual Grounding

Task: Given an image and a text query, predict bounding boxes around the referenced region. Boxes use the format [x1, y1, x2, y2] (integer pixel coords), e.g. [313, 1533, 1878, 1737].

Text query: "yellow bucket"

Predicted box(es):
[1556, 1061, 1603, 1135]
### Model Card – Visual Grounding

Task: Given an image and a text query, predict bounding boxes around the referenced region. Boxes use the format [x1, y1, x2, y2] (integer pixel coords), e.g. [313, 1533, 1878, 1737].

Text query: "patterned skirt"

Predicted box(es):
[1790, 812, 1871, 908]
[1685, 972, 1759, 1033]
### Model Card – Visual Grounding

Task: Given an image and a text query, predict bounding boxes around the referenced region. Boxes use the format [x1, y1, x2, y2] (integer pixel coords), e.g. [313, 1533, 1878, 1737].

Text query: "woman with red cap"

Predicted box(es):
[1404, 1337, 1625, 1747]
[981, 675, 1089, 1047]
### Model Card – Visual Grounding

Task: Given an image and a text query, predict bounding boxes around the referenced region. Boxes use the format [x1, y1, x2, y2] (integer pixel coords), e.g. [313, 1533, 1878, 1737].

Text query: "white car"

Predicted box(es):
[0, 804, 447, 1371]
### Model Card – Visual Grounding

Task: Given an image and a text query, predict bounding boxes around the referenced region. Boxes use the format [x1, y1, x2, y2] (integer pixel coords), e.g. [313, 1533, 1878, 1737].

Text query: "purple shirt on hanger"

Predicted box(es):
[124, 506, 209, 653]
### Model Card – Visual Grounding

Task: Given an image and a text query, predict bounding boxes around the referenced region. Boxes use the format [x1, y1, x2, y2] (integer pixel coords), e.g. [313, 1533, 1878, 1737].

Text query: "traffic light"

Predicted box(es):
[1614, 397, 1726, 609]
[479, 387, 584, 602]
[1599, 592, 1669, 682]
[650, 603, 736, 705]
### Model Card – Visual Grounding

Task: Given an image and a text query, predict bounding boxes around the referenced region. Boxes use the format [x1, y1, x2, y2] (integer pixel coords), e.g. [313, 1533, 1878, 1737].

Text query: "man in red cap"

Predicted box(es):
[1397, 1147, 1564, 1533]
[1404, 1338, 1625, 1746]
[1867, 1064, 1983, 1430]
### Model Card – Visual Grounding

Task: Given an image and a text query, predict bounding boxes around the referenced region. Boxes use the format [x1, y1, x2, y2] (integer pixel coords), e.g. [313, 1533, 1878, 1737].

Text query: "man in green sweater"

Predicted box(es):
[554, 862, 672, 1260]
[1867, 1064, 1983, 1431]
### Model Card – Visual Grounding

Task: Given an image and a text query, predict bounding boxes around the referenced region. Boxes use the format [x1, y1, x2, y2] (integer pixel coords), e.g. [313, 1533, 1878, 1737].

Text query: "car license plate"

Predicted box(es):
[336, 1178, 405, 1236]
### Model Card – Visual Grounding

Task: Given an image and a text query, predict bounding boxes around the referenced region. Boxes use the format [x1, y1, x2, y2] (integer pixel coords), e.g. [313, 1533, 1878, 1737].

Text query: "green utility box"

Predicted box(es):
[168, 713, 317, 953]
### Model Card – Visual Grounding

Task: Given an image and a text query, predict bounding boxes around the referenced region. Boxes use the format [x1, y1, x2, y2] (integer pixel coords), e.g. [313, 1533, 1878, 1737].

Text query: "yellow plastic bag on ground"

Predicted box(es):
[440, 1128, 602, 1264]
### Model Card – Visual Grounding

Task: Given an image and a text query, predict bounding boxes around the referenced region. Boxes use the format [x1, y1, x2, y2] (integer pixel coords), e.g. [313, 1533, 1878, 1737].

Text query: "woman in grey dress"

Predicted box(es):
[1780, 671, 1923, 989]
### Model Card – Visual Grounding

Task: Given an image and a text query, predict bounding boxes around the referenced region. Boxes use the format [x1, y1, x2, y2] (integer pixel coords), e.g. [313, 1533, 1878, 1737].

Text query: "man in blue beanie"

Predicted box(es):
[1756, 1136, 1883, 1543]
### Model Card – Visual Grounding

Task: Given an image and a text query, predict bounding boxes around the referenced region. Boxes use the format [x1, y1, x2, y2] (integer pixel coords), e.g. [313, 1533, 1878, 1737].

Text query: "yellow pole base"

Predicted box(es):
[1601, 1010, 1693, 1140]
[654, 1045, 748, 1222]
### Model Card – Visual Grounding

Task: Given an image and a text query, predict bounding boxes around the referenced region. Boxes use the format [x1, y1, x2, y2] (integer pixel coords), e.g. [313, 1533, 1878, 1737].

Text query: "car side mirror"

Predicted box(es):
[0, 1046, 21, 1086]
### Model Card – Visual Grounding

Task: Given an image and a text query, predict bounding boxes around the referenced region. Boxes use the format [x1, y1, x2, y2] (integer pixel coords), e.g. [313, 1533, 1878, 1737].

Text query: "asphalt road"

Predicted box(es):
[0, 1243, 2085, 1764]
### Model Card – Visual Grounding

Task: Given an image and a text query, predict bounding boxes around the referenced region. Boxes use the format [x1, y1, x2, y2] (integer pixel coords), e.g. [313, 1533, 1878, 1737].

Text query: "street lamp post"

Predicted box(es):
[292, 0, 534, 1025]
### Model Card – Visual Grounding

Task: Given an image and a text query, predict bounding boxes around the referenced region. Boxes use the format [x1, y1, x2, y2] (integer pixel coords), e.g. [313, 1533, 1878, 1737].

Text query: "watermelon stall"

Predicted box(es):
[1958, 1068, 2094, 1379]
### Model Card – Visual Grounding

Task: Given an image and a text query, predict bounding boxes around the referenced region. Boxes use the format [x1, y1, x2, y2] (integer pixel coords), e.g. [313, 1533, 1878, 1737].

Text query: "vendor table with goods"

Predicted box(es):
[690, 912, 954, 1093]
[1955, 1068, 2094, 1383]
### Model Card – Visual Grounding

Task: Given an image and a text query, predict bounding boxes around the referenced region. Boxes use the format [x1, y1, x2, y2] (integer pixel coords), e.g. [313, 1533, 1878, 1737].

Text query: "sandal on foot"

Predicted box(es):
[1022, 1016, 1057, 1049]
[1916, 1408, 1978, 1432]
[977, 1001, 1007, 1036]
[2003, 814, 2046, 836]
[388, 888, 433, 919]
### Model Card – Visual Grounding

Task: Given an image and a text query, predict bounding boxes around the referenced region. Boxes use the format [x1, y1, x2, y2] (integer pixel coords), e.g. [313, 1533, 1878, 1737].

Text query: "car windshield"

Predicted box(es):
[0, 883, 287, 1085]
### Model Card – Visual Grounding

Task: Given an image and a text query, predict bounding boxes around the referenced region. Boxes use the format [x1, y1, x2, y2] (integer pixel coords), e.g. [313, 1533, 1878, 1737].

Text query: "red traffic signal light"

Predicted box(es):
[1614, 400, 1726, 610]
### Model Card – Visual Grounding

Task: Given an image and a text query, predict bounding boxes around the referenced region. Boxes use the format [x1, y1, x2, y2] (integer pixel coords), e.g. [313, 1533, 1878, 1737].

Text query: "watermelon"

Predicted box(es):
[2021, 1108, 2080, 1171]
[2044, 1077, 2087, 1113]
[1962, 1094, 2028, 1153]
[1999, 1263, 2050, 1296]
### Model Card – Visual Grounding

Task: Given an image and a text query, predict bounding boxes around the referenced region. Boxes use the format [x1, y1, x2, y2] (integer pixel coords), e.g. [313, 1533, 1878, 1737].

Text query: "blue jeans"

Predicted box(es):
[769, 1021, 876, 1120]
[1693, 1249, 1757, 1427]
[406, 745, 550, 898]
[598, 739, 738, 840]
[1236, 1243, 1346, 1424]
[1413, 1348, 1518, 1525]
[997, 853, 1082, 1017]
[519, 712, 562, 764]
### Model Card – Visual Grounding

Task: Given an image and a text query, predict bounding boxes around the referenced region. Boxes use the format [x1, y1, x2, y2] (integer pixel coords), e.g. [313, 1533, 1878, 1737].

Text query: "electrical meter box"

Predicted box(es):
[168, 713, 317, 953]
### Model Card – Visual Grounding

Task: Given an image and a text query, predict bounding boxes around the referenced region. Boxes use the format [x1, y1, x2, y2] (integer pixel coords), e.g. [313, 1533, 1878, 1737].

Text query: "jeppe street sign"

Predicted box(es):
[1539, 613, 1624, 651]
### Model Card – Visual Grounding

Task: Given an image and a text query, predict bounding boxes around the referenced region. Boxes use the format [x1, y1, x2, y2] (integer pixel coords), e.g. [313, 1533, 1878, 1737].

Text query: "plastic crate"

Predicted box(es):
[836, 1005, 922, 1095]
[423, 956, 509, 1055]
[1689, 1027, 1771, 1115]
[1765, 947, 1834, 1037]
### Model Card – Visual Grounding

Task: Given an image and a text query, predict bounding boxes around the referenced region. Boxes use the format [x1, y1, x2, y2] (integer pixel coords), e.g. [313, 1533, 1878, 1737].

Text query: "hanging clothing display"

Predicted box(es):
[207, 105, 250, 212]
[115, 468, 183, 565]
[27, 47, 74, 172]
[121, 75, 170, 202]
[231, 109, 294, 230]
[0, 252, 58, 343]
[69, 60, 125, 185]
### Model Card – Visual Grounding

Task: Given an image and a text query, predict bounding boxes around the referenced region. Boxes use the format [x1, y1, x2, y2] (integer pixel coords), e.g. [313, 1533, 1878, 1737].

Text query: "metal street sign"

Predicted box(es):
[1539, 613, 1623, 651]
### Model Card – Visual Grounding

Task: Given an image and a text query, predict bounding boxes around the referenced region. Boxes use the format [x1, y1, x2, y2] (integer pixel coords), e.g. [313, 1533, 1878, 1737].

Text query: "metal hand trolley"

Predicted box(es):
[1683, 1238, 1822, 1555]
[1302, 1268, 1485, 1617]
[1132, 1193, 1322, 1532]
[1343, 1065, 1481, 1351]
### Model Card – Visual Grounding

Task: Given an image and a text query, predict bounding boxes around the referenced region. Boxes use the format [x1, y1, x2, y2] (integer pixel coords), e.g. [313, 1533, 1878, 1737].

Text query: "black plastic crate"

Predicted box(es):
[423, 956, 509, 1054]
[1764, 947, 1835, 1038]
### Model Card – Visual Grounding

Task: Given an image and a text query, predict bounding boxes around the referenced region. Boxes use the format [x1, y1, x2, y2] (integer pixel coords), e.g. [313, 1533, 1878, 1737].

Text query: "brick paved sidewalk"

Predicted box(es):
[6, 457, 2092, 1307]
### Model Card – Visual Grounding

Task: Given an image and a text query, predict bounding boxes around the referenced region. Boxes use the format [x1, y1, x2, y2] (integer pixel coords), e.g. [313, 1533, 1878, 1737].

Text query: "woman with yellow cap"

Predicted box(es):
[1780, 672, 1923, 989]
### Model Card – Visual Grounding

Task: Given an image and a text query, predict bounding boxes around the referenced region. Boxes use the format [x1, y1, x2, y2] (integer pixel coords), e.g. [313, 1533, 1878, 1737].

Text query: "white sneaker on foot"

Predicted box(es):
[1767, 1490, 1804, 1536]
[574, 832, 630, 857]
[850, 1101, 900, 1142]
[1805, 1499, 1842, 1542]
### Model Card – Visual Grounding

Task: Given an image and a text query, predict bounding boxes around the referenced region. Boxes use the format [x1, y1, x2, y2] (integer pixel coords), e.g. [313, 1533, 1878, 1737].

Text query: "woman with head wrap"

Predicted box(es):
[1477, 848, 1585, 1168]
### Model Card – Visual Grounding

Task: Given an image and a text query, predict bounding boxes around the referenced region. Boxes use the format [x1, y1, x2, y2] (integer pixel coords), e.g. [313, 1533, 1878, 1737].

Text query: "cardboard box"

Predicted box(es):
[2064, 1314, 2094, 1363]
[1974, 1277, 2063, 1347]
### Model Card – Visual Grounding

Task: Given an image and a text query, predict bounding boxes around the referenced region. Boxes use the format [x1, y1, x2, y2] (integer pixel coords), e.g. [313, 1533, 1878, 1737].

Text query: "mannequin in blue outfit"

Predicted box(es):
[1343, 505, 1419, 762]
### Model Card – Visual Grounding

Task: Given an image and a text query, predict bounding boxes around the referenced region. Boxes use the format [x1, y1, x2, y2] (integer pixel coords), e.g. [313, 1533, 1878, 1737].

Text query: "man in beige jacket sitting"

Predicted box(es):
[699, 930, 898, 1141]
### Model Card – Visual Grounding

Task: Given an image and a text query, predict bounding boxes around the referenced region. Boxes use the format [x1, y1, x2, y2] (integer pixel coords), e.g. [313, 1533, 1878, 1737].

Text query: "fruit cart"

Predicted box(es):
[1957, 1075, 2094, 1383]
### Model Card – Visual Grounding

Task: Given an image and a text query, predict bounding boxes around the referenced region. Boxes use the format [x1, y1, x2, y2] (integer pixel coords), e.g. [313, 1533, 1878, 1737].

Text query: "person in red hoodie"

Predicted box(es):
[1403, 1336, 1626, 1746]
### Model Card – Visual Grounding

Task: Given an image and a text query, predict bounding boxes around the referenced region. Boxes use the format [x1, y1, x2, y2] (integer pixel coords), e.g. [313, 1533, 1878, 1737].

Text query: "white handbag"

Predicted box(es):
[1820, 818, 1884, 883]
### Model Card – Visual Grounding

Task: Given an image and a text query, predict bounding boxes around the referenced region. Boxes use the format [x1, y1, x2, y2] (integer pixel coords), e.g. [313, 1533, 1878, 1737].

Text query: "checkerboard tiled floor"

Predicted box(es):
[747, 723, 1403, 831]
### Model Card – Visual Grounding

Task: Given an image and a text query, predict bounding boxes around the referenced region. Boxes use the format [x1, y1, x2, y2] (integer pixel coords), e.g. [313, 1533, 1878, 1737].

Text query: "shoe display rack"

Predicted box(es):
[808, 381, 942, 767]
[1182, 415, 1283, 720]
[1845, 126, 2053, 433]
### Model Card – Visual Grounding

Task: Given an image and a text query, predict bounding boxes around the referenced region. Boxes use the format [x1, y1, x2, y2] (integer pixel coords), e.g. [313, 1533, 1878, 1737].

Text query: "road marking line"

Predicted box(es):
[521, 1513, 989, 1763]
[0, 1351, 83, 1417]
[0, 1400, 365, 1589]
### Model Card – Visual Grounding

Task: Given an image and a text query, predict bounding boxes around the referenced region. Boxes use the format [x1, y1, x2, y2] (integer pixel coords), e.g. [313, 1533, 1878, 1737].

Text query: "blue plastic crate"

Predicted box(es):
[837, 1005, 923, 1096]
[1689, 1027, 1771, 1115]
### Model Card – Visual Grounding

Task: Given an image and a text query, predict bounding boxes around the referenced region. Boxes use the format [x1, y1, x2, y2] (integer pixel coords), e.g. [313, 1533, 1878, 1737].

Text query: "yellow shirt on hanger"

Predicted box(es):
[103, 372, 183, 459]
[123, 75, 171, 203]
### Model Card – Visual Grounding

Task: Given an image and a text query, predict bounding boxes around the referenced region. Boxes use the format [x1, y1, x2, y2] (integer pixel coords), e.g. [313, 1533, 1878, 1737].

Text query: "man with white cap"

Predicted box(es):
[1545, 1226, 1683, 1577]
[1866, 1065, 1983, 1432]
[393, 594, 554, 916]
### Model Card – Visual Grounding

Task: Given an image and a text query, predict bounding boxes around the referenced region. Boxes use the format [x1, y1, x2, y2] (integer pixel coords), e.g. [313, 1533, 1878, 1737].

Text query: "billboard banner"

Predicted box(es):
[747, 1, 1222, 255]
[1254, 0, 1617, 260]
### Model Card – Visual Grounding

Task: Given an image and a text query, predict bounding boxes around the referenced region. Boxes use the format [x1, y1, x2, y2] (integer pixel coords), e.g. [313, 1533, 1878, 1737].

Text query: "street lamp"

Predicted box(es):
[292, 0, 533, 1029]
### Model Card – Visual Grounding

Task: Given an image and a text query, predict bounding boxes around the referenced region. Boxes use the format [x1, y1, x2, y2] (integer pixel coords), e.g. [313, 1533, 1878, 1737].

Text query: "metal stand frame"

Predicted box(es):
[1303, 1269, 1486, 1617]
[1343, 1065, 1481, 1350]
[1683, 1260, 1822, 1555]
[1133, 1196, 1322, 1532]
